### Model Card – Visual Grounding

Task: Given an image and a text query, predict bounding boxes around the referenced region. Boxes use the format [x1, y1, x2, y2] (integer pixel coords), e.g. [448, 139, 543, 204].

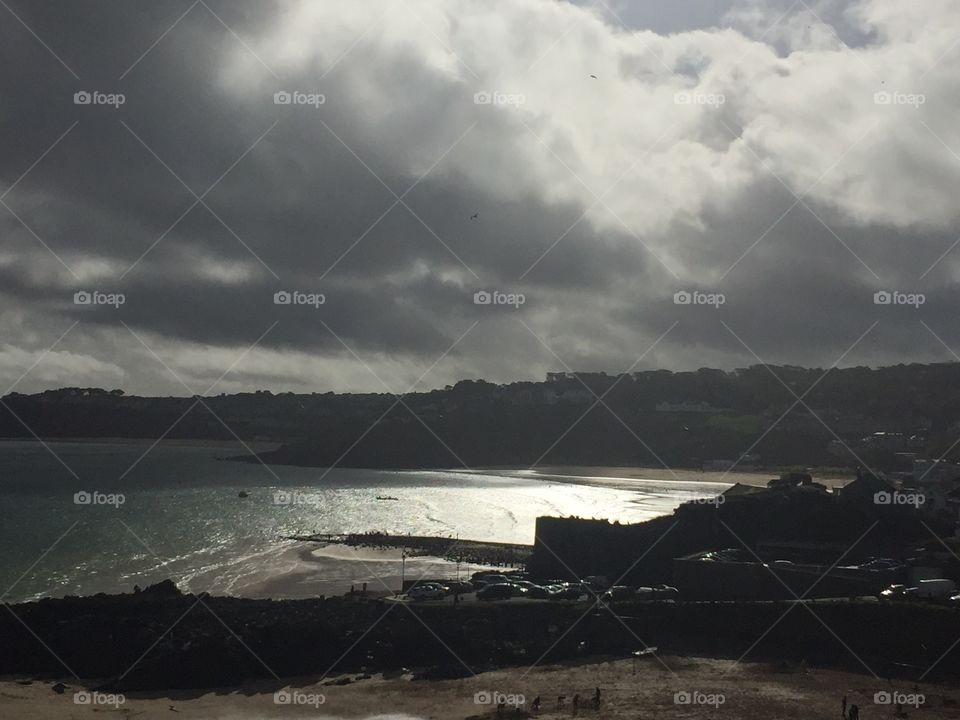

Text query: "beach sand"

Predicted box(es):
[3, 655, 954, 719]
[189, 543, 501, 599]
[525, 465, 853, 490]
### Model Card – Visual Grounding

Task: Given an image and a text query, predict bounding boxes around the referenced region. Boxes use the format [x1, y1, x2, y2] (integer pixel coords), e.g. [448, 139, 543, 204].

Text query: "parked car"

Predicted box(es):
[526, 584, 558, 599]
[473, 573, 511, 588]
[879, 584, 915, 601]
[552, 583, 587, 600]
[582, 575, 610, 590]
[510, 580, 540, 591]
[407, 583, 446, 601]
[477, 583, 515, 601]
[601, 585, 634, 601]
[860, 558, 901, 571]
[652, 584, 679, 598]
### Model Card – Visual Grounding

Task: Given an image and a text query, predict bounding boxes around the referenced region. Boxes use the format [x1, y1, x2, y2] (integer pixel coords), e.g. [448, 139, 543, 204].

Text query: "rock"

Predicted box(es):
[141, 579, 182, 598]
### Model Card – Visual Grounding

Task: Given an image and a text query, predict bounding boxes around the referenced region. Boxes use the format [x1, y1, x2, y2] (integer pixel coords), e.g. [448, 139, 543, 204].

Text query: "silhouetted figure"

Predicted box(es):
[557, 695, 566, 708]
[849, 703, 859, 720]
[593, 686, 601, 707]
[532, 695, 541, 711]
[573, 693, 580, 714]
[842, 694, 847, 718]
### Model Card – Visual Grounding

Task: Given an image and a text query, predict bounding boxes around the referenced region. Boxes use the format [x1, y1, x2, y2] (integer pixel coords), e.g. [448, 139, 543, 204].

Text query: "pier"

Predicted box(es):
[286, 530, 531, 567]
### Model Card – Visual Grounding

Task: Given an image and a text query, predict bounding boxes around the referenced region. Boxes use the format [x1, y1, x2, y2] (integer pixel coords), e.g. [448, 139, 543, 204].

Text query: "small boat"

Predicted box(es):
[238, 491, 250, 498]
[376, 495, 399, 501]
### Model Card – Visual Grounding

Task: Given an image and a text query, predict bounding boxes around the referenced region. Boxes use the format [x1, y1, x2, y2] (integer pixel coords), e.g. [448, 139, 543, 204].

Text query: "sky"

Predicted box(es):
[2, 0, 960, 396]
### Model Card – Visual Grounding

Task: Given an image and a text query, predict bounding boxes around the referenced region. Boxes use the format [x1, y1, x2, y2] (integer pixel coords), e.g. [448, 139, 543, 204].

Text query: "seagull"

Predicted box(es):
[470, 212, 479, 220]
[589, 74, 598, 79]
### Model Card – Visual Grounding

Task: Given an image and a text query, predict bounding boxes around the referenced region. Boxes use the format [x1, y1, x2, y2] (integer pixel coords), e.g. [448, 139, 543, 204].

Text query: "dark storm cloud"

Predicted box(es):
[2, 0, 960, 394]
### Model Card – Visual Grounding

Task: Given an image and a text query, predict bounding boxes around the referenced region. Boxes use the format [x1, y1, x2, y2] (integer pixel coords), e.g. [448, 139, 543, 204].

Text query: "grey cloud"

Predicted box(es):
[2, 0, 960, 395]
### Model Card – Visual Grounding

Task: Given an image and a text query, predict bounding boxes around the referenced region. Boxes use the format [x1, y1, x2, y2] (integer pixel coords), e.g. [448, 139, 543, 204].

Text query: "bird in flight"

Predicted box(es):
[589, 74, 598, 79]
[470, 212, 479, 220]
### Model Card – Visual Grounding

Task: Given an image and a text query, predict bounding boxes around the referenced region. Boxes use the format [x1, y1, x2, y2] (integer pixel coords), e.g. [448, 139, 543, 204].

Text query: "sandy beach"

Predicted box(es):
[180, 543, 500, 599]
[3, 655, 954, 719]
[522, 465, 854, 490]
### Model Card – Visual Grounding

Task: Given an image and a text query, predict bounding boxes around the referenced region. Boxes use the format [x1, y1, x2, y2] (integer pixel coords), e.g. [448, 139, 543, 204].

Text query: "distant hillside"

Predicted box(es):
[4, 362, 960, 470]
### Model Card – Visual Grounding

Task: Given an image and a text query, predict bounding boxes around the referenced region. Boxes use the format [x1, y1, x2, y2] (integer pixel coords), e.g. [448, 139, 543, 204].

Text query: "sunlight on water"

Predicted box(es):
[0, 442, 730, 602]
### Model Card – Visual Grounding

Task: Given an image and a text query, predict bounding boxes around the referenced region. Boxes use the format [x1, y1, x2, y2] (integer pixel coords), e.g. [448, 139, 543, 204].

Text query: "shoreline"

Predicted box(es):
[473, 465, 854, 490]
[0, 438, 856, 489]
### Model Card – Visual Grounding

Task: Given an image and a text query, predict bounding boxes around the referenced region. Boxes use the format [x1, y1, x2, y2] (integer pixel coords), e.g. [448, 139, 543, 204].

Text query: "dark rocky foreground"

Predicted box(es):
[3, 581, 960, 691]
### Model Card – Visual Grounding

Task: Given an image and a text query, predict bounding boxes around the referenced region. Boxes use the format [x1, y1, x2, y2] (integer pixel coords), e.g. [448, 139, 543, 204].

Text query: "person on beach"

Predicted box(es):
[842, 694, 847, 718]
[849, 703, 859, 720]
[532, 695, 541, 712]
[572, 693, 580, 714]
[593, 686, 601, 707]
